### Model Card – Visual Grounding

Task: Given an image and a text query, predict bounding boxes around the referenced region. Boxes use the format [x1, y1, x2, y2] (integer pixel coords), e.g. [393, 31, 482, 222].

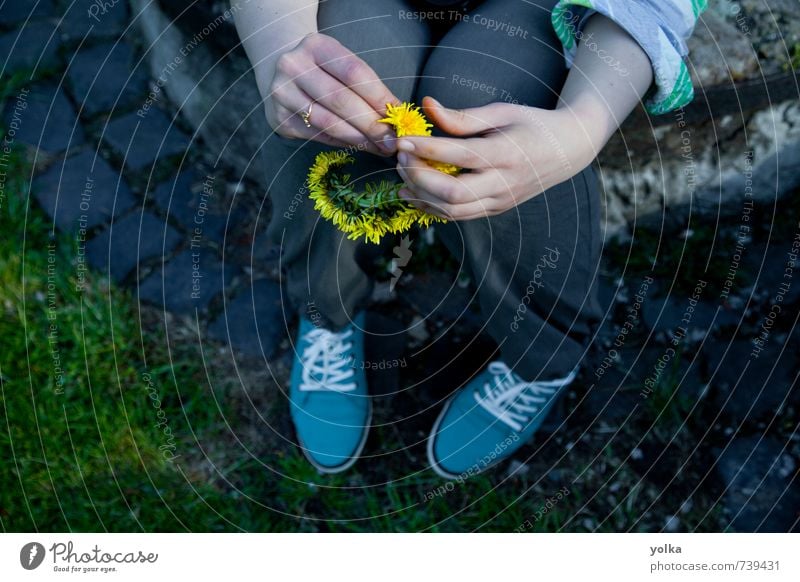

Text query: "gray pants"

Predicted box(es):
[262, 0, 602, 380]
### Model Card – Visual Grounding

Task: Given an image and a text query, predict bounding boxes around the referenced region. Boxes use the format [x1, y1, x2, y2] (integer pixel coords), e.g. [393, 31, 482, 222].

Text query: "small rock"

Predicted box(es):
[687, 8, 759, 85]
[546, 469, 564, 483]
[369, 281, 396, 304]
[663, 515, 680, 532]
[715, 436, 800, 531]
[505, 460, 530, 479]
[407, 315, 429, 343]
[777, 454, 796, 479]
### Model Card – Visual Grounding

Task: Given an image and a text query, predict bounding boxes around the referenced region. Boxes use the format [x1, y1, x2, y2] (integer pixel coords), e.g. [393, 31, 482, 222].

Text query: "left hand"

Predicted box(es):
[395, 96, 601, 221]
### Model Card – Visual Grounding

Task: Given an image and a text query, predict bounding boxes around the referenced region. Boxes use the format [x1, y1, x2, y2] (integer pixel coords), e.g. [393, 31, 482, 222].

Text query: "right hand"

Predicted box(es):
[266, 33, 400, 156]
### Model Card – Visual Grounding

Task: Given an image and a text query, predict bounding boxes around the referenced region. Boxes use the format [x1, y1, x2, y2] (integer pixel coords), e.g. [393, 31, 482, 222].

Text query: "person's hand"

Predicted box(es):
[394, 97, 602, 220]
[266, 32, 399, 155]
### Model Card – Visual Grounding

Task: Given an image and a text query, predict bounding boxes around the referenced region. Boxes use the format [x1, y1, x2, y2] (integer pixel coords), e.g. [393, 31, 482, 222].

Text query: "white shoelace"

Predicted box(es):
[474, 361, 577, 432]
[299, 327, 357, 392]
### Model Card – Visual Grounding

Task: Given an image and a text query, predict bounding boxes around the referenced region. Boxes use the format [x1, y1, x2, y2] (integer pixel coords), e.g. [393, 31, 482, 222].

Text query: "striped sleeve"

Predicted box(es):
[551, 0, 708, 115]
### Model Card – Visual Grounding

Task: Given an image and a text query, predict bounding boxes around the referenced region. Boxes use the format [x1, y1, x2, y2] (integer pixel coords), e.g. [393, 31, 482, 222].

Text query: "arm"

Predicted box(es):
[556, 14, 654, 163]
[234, 0, 398, 155]
[552, 0, 705, 115]
[393, 15, 657, 220]
[234, 0, 318, 103]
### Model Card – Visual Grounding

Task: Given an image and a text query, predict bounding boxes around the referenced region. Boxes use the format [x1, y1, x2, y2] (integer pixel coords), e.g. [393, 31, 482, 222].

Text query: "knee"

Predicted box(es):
[418, 48, 566, 110]
[317, 0, 430, 103]
[415, 8, 567, 110]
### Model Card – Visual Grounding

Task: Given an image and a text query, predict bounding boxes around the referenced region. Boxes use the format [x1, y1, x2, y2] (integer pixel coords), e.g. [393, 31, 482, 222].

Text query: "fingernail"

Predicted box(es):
[380, 136, 396, 152]
[397, 140, 414, 153]
[398, 152, 408, 166]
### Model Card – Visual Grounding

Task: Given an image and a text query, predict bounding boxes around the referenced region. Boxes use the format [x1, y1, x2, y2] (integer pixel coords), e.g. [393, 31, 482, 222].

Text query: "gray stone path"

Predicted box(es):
[1, 0, 284, 361]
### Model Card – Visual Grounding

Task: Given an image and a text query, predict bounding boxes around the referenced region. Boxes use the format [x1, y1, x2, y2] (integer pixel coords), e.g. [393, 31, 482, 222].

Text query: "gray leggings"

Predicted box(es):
[262, 0, 602, 380]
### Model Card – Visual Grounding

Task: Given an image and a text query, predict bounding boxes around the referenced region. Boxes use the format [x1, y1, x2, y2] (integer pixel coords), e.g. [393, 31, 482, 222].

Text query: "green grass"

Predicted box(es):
[785, 43, 800, 72]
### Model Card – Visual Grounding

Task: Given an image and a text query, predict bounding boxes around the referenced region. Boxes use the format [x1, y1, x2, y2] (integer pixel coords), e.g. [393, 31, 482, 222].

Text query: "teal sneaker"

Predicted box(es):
[290, 311, 370, 473]
[427, 361, 577, 479]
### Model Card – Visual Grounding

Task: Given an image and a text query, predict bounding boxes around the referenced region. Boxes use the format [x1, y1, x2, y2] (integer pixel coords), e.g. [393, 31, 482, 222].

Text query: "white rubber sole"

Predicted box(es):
[297, 400, 373, 475]
[426, 394, 465, 480]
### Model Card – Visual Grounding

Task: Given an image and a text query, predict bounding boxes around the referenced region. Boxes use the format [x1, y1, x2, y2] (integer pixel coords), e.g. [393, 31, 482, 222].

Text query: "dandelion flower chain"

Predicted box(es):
[305, 102, 460, 244]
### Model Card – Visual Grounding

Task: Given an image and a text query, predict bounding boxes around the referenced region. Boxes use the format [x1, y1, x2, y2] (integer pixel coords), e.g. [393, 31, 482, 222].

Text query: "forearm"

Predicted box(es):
[233, 0, 318, 99]
[556, 14, 654, 158]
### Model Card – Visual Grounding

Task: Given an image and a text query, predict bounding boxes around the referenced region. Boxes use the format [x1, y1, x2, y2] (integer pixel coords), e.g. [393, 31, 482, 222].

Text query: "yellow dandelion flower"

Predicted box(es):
[427, 160, 460, 176]
[380, 102, 461, 178]
[379, 102, 432, 137]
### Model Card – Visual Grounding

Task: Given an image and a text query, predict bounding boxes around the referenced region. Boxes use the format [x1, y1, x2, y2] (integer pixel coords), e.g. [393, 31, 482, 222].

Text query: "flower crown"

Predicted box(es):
[306, 102, 459, 244]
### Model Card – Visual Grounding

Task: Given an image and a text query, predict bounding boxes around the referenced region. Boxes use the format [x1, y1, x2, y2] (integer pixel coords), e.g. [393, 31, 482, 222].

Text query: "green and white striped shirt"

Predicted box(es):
[551, 0, 708, 114]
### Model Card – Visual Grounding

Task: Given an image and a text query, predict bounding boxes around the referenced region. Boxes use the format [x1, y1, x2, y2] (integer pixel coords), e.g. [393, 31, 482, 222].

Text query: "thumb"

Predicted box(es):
[422, 96, 512, 136]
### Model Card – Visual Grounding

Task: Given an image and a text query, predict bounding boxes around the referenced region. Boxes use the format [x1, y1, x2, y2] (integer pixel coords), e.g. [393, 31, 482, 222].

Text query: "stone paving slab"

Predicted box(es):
[86, 210, 182, 281]
[3, 83, 85, 154]
[0, 20, 60, 73]
[716, 436, 800, 532]
[67, 40, 149, 116]
[138, 248, 235, 314]
[207, 279, 283, 357]
[0, 0, 55, 26]
[102, 109, 191, 170]
[32, 149, 136, 231]
[151, 169, 228, 242]
[704, 340, 795, 421]
[57, 0, 130, 41]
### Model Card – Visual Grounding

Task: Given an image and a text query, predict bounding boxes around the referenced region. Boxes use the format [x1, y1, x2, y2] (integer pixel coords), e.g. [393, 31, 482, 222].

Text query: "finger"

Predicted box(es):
[306, 34, 401, 114]
[398, 186, 498, 221]
[400, 152, 513, 206]
[422, 96, 515, 136]
[272, 84, 383, 154]
[397, 185, 445, 218]
[295, 70, 394, 148]
[397, 153, 476, 205]
[394, 159, 446, 216]
[273, 111, 359, 150]
[395, 135, 493, 169]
